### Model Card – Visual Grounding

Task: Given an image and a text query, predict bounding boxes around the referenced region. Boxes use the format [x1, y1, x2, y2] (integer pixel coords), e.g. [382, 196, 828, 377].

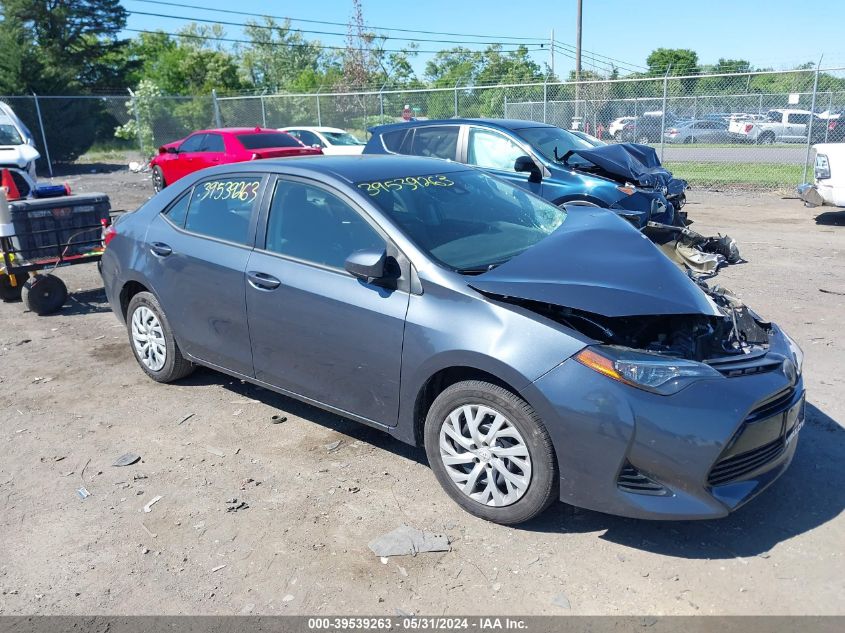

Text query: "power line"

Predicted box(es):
[127, 8, 545, 47]
[124, 28, 549, 55]
[126, 0, 549, 42]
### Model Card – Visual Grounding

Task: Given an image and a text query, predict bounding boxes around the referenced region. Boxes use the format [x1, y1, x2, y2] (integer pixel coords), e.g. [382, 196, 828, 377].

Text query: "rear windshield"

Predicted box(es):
[0, 124, 23, 145]
[237, 133, 301, 150]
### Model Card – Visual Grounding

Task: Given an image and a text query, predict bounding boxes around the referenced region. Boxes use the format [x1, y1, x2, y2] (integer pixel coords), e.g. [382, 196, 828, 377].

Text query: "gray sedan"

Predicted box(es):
[100, 155, 804, 525]
[664, 119, 732, 144]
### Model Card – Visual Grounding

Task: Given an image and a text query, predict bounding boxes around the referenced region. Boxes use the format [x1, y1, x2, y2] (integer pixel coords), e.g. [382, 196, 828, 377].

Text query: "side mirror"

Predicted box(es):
[165, 146, 179, 154]
[514, 155, 542, 183]
[345, 249, 387, 282]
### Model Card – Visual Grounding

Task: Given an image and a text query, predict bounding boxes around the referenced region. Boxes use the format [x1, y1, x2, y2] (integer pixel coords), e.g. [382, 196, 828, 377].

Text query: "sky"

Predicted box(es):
[121, 0, 845, 79]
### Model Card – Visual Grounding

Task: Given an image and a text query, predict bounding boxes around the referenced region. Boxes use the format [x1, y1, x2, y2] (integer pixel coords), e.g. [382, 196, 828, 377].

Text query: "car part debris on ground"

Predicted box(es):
[368, 526, 451, 557]
[142, 495, 162, 513]
[112, 452, 141, 467]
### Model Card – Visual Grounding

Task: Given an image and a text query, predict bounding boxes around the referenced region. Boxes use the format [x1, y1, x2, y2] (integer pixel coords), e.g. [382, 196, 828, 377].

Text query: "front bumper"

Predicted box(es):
[521, 326, 804, 520]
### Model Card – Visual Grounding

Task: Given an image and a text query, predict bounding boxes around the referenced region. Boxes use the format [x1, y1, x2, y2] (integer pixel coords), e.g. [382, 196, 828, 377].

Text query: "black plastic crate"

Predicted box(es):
[8, 193, 110, 261]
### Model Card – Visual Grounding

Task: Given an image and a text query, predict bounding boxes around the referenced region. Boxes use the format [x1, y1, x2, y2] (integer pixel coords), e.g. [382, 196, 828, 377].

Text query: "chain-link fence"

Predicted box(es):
[3, 67, 844, 188]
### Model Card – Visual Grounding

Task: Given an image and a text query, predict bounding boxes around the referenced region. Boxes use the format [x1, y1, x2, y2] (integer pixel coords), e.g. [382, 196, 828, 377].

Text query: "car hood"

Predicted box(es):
[468, 208, 721, 318]
[566, 143, 674, 189]
[0, 143, 40, 167]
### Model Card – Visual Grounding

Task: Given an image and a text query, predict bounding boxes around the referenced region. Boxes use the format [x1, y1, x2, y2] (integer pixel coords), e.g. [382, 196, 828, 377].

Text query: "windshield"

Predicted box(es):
[0, 124, 23, 145]
[516, 126, 597, 167]
[237, 132, 301, 149]
[323, 131, 364, 146]
[357, 170, 566, 272]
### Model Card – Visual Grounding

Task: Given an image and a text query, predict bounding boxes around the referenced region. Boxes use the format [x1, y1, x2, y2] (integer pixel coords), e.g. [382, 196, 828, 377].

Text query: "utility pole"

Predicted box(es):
[549, 29, 555, 78]
[574, 0, 583, 128]
[575, 0, 582, 84]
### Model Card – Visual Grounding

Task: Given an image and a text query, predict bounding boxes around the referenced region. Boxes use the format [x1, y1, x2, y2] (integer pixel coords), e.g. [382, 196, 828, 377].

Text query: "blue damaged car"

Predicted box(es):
[101, 155, 804, 525]
[363, 118, 687, 228]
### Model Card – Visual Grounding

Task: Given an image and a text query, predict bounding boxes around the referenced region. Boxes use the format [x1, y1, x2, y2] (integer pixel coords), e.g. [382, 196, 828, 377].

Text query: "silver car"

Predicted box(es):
[664, 119, 731, 144]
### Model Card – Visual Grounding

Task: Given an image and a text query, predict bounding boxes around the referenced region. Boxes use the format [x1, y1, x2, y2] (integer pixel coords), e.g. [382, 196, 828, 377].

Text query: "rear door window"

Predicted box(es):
[409, 126, 459, 160]
[202, 133, 225, 152]
[183, 176, 263, 245]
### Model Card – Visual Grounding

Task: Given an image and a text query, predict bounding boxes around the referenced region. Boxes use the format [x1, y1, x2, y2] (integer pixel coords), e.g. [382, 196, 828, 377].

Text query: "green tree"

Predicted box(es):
[646, 48, 699, 76]
[0, 0, 130, 161]
[241, 18, 324, 92]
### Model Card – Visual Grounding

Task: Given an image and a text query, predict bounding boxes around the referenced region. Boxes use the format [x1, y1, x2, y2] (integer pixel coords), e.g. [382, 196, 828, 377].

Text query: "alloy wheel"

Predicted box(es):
[439, 404, 532, 507]
[131, 305, 167, 371]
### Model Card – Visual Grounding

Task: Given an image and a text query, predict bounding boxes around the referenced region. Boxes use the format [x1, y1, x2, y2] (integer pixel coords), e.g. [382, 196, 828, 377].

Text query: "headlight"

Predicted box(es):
[782, 332, 804, 374]
[814, 153, 830, 180]
[575, 345, 722, 395]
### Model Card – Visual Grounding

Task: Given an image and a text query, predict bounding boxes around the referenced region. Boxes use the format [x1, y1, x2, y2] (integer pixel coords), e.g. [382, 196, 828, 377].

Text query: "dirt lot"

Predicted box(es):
[1, 166, 843, 616]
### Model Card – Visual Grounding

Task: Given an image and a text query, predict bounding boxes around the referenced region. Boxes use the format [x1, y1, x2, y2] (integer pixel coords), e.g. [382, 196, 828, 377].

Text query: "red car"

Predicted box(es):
[149, 127, 323, 192]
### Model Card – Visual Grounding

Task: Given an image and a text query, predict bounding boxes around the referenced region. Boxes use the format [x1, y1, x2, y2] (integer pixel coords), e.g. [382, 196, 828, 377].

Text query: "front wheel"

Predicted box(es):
[423, 380, 558, 525]
[126, 291, 194, 382]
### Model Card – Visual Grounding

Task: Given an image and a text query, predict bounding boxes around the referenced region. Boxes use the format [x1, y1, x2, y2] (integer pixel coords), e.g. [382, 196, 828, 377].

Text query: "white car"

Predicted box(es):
[279, 126, 365, 155]
[797, 143, 845, 208]
[608, 116, 635, 139]
[0, 102, 40, 179]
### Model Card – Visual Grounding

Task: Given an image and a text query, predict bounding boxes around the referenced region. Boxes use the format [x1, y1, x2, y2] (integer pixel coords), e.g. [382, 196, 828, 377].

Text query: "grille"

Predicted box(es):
[617, 463, 669, 496]
[707, 353, 782, 378]
[707, 437, 785, 486]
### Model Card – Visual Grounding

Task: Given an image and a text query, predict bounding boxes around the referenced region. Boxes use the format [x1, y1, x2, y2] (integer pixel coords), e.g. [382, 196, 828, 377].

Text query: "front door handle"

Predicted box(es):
[247, 271, 281, 290]
[150, 242, 172, 257]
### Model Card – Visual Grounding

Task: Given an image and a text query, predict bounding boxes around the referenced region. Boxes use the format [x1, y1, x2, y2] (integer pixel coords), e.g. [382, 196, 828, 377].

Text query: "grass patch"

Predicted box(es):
[664, 161, 804, 188]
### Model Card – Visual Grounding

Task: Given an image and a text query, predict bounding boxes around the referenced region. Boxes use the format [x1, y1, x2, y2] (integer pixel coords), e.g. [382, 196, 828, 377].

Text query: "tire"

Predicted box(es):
[423, 380, 558, 525]
[152, 166, 166, 193]
[21, 274, 67, 315]
[0, 274, 23, 302]
[636, 135, 650, 144]
[757, 133, 775, 145]
[126, 291, 194, 383]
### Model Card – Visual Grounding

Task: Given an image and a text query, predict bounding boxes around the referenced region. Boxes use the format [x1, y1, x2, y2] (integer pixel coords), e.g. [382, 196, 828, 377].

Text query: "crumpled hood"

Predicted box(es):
[469, 208, 721, 318]
[566, 143, 675, 189]
[0, 143, 39, 168]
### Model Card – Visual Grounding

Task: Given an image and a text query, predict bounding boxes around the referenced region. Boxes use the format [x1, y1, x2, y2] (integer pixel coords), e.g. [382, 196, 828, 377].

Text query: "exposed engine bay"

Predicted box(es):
[505, 282, 771, 363]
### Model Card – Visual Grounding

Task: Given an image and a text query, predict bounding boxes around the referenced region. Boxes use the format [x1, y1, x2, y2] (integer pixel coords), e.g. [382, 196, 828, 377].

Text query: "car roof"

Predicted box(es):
[369, 118, 556, 135]
[281, 126, 347, 133]
[192, 127, 288, 136]
[203, 154, 471, 184]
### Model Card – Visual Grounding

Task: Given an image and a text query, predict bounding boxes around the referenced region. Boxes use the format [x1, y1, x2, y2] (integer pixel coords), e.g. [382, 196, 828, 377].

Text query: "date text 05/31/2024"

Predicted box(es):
[307, 617, 529, 630]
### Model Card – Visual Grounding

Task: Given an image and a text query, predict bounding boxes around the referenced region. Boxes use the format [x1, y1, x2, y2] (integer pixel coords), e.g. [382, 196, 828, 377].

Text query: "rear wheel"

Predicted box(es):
[0, 274, 23, 302]
[423, 380, 558, 525]
[152, 166, 166, 193]
[126, 291, 194, 383]
[21, 274, 67, 315]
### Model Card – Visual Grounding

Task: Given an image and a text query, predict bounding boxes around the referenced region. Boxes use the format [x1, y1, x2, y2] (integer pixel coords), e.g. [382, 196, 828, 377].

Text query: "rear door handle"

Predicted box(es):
[150, 242, 172, 257]
[247, 271, 281, 290]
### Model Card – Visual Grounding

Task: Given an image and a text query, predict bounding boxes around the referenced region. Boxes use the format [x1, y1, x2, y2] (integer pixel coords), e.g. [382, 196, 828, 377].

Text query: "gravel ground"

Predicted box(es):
[1, 165, 843, 616]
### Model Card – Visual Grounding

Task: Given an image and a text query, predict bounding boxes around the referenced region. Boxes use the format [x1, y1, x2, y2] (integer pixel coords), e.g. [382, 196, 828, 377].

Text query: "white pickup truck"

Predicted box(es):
[729, 108, 818, 144]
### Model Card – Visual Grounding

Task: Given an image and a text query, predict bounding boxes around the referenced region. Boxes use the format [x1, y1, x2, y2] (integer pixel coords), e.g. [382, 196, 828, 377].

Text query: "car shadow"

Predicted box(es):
[177, 369, 842, 557]
[179, 367, 429, 467]
[47, 162, 128, 177]
[814, 210, 845, 226]
[520, 401, 844, 559]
